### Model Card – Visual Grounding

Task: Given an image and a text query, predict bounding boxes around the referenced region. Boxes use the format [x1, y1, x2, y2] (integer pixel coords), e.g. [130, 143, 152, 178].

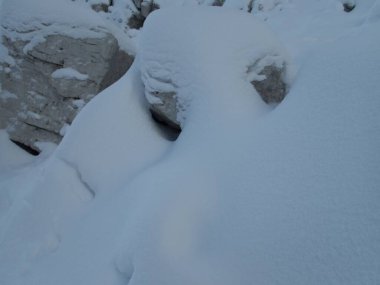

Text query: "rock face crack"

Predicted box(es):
[27, 54, 65, 68]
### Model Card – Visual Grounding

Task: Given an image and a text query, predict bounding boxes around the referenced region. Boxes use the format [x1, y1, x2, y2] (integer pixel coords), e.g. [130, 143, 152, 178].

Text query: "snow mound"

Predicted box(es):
[0, 3, 379, 285]
[140, 7, 290, 128]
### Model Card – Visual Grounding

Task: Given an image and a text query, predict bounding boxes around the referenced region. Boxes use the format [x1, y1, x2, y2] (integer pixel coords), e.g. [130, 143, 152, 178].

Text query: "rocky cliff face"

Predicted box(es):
[0, 32, 133, 152]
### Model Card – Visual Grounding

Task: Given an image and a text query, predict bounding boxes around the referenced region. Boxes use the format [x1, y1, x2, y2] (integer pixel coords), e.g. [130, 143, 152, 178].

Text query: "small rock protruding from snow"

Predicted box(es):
[248, 55, 288, 104]
[342, 0, 356, 12]
[128, 0, 161, 29]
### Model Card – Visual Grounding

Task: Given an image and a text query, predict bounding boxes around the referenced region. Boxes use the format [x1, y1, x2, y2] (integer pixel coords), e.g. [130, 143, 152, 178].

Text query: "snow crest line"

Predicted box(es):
[59, 158, 96, 199]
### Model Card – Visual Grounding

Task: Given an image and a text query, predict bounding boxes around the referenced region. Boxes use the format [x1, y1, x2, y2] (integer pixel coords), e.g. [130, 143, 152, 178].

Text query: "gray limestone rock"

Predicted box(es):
[148, 91, 181, 131]
[128, 0, 160, 29]
[0, 32, 133, 152]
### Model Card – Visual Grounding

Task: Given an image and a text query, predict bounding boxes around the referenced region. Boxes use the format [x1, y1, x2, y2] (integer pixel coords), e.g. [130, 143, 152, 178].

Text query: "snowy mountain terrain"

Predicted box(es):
[0, 0, 380, 284]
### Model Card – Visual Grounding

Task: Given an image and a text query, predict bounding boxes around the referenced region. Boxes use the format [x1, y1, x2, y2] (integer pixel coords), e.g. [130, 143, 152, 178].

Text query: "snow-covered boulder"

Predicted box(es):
[0, 0, 134, 151]
[140, 7, 290, 130]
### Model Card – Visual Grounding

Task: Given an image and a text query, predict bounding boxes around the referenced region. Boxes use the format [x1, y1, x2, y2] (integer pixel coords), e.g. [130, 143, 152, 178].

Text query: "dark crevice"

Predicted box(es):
[212, 0, 224, 6]
[26, 54, 65, 68]
[343, 2, 355, 12]
[247, 0, 254, 13]
[150, 110, 180, 141]
[127, 1, 160, 29]
[10, 139, 40, 156]
[127, 14, 145, 29]
[22, 120, 61, 136]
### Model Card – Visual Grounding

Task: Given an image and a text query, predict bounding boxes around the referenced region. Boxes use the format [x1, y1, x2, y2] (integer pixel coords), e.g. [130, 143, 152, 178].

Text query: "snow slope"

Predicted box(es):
[1, 1, 380, 285]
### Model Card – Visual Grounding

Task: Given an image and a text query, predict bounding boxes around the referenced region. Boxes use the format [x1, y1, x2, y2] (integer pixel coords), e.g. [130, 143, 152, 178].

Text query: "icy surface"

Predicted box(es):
[0, 1, 380, 285]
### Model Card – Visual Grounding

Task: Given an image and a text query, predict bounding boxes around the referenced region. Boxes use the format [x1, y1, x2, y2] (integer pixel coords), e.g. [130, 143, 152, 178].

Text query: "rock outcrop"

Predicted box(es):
[0, 32, 133, 151]
[248, 56, 288, 104]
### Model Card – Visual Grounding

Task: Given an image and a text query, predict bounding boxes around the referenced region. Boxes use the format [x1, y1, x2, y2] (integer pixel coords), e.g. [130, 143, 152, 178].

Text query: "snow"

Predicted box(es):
[0, 0, 136, 60]
[0, 130, 34, 172]
[139, 7, 288, 126]
[51, 68, 89, 81]
[0, 1, 380, 285]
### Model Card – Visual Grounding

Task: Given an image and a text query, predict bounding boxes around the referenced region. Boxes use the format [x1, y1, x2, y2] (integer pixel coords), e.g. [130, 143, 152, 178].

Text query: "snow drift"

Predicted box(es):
[1, 2, 380, 285]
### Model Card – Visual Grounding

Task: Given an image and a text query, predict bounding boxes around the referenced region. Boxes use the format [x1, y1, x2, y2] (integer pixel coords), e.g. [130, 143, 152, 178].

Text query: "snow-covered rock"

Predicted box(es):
[0, 1, 379, 285]
[0, 0, 134, 151]
[0, 33, 133, 151]
[140, 7, 290, 129]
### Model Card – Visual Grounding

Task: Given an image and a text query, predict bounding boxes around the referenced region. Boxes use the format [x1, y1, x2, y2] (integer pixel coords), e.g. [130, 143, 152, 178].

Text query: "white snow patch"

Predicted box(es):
[51, 68, 89, 81]
[0, 90, 17, 101]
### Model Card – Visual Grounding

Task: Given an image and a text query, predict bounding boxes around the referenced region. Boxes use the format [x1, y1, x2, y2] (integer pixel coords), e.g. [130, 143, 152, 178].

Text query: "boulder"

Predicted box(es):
[148, 91, 181, 131]
[0, 32, 133, 151]
[252, 65, 287, 104]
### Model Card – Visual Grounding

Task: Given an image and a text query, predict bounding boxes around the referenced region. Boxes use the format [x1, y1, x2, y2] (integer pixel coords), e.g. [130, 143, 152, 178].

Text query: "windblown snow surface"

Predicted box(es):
[1, 1, 380, 285]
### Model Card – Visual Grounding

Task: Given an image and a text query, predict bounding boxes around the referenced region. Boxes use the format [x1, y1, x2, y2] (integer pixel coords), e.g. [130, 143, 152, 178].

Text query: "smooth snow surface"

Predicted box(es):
[1, 2, 380, 285]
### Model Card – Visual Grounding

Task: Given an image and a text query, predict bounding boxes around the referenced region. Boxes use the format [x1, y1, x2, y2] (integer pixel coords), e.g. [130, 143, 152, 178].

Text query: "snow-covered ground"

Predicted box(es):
[1, 0, 379, 284]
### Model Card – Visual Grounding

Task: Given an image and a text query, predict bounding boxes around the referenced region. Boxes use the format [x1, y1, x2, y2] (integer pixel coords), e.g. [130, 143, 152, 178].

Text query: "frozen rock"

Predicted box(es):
[0, 32, 133, 151]
[149, 91, 181, 130]
[248, 55, 288, 104]
[128, 0, 160, 29]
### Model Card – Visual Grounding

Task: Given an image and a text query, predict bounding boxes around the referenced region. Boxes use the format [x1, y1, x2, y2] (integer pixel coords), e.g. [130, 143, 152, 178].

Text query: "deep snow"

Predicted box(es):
[0, 1, 380, 285]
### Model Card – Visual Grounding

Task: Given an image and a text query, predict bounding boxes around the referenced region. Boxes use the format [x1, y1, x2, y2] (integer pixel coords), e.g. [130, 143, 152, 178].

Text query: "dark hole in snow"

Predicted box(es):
[343, 2, 355, 12]
[150, 109, 180, 141]
[212, 0, 224, 7]
[10, 139, 40, 156]
[91, 3, 109, 12]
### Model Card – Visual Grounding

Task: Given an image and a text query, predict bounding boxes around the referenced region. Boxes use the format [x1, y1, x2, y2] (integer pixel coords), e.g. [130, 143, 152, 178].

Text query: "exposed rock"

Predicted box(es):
[343, 1, 356, 12]
[0, 32, 133, 151]
[251, 64, 287, 104]
[212, 0, 225, 7]
[90, 0, 114, 12]
[149, 91, 181, 131]
[128, 0, 160, 29]
[91, 3, 110, 13]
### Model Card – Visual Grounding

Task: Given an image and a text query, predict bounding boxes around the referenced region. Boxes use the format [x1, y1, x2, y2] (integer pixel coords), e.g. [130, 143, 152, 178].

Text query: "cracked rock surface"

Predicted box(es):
[0, 32, 133, 151]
